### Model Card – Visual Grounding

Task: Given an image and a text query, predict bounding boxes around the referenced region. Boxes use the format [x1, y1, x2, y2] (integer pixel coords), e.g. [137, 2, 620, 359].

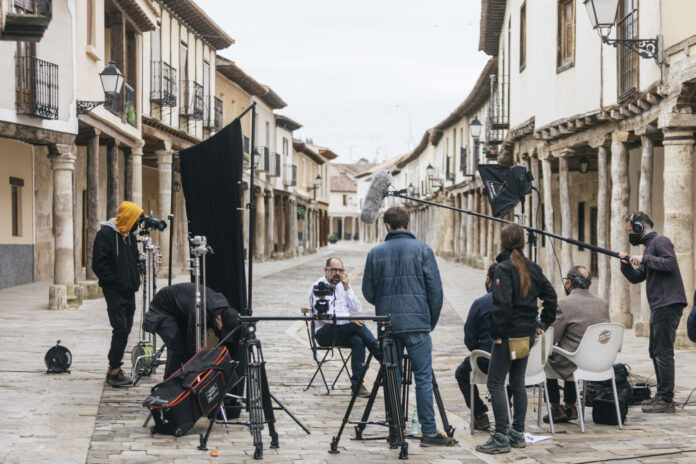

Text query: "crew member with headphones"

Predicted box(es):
[619, 212, 687, 414]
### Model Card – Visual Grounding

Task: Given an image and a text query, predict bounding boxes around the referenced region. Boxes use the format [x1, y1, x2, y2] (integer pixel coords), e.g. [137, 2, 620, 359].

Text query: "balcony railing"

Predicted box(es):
[263, 147, 270, 172]
[15, 55, 58, 119]
[179, 80, 203, 119]
[2, 0, 52, 42]
[284, 164, 297, 186]
[256, 147, 268, 172]
[203, 96, 223, 131]
[151, 61, 177, 107]
[125, 83, 136, 127]
[486, 73, 509, 145]
[268, 153, 281, 177]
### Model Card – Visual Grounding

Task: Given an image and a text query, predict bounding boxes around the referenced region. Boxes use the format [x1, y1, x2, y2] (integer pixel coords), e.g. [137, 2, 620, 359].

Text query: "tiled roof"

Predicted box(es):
[330, 175, 357, 192]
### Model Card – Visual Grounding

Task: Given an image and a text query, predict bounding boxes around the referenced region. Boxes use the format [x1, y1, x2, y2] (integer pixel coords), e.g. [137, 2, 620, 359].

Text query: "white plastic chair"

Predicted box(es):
[469, 350, 512, 434]
[525, 327, 555, 434]
[551, 323, 625, 433]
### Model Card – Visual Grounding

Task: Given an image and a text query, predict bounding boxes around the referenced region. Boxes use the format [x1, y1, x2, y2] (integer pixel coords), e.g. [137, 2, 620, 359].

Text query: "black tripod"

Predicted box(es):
[198, 319, 310, 460]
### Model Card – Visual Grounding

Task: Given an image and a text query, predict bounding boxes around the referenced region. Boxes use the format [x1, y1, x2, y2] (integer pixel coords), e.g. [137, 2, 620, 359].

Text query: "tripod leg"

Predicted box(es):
[330, 353, 373, 453]
[383, 341, 407, 459]
[247, 344, 265, 459]
[432, 371, 455, 438]
[401, 355, 411, 435]
[354, 364, 383, 439]
[259, 360, 279, 448]
[270, 393, 310, 434]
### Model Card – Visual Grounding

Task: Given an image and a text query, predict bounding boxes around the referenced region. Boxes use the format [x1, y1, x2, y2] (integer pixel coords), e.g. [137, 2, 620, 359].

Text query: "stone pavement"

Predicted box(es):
[3, 242, 696, 463]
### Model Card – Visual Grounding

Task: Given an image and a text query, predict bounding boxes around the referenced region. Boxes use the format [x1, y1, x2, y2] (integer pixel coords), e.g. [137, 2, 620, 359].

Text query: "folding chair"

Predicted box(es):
[525, 327, 555, 434]
[470, 349, 512, 434]
[550, 322, 624, 433]
[302, 308, 352, 394]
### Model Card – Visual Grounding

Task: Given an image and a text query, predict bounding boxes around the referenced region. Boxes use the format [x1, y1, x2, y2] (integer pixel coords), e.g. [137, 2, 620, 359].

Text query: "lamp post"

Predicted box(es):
[77, 61, 125, 114]
[308, 174, 322, 201]
[578, 157, 590, 174]
[583, 0, 659, 61]
[470, 116, 482, 174]
[426, 163, 444, 189]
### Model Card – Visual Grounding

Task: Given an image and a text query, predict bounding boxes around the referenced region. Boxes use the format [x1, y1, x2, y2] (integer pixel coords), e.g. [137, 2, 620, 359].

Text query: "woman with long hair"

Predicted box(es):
[476, 223, 557, 454]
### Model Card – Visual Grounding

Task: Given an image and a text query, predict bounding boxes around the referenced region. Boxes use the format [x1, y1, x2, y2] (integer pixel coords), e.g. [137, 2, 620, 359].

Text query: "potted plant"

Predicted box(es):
[328, 233, 338, 244]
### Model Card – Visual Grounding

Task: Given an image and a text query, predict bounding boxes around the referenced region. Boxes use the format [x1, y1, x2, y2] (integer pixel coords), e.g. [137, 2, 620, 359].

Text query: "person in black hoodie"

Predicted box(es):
[476, 223, 556, 455]
[455, 263, 496, 431]
[92, 201, 143, 387]
[618, 211, 687, 413]
[143, 283, 241, 378]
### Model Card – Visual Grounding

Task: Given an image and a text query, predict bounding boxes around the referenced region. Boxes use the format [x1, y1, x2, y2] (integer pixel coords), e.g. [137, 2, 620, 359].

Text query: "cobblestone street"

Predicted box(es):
[4, 242, 696, 463]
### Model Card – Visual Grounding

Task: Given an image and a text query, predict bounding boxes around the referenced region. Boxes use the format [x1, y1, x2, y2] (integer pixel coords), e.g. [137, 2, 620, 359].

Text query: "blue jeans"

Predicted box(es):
[315, 323, 378, 386]
[391, 332, 436, 435]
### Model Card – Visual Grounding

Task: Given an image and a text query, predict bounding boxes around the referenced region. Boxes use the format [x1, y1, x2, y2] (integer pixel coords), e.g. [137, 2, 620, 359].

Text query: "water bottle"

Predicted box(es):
[410, 409, 420, 435]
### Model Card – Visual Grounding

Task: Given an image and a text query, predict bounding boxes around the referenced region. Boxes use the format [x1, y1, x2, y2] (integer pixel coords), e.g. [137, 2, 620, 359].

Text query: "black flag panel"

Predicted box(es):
[478, 164, 533, 217]
[179, 120, 247, 315]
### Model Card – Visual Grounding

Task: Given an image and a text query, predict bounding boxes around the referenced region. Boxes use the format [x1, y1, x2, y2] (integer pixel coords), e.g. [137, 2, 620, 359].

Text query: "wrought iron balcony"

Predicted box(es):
[284, 164, 297, 186]
[255, 147, 268, 172]
[2, 0, 52, 42]
[179, 80, 203, 119]
[203, 96, 223, 131]
[151, 61, 177, 106]
[15, 55, 58, 119]
[486, 73, 509, 145]
[268, 153, 281, 177]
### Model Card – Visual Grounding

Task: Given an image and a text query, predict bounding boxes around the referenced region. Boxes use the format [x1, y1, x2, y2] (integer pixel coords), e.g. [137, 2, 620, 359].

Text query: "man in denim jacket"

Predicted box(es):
[363, 206, 455, 447]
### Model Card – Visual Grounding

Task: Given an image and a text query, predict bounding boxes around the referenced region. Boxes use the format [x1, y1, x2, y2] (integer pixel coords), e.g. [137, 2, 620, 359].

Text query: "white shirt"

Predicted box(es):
[307, 276, 362, 332]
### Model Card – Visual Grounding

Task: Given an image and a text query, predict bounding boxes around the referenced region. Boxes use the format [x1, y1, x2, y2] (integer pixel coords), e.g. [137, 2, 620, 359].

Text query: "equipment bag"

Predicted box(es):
[143, 346, 237, 437]
[591, 391, 629, 425]
[584, 363, 630, 406]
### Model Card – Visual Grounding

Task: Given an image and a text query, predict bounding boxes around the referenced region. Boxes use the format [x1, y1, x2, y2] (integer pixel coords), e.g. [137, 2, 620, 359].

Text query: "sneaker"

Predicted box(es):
[356, 384, 371, 398]
[543, 403, 568, 423]
[508, 428, 526, 449]
[106, 369, 132, 387]
[420, 431, 458, 447]
[475, 432, 510, 454]
[473, 413, 490, 431]
[564, 404, 578, 421]
[642, 398, 675, 414]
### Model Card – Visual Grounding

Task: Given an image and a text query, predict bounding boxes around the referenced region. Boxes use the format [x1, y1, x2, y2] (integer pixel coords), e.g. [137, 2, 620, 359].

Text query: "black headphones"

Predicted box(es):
[629, 214, 644, 234]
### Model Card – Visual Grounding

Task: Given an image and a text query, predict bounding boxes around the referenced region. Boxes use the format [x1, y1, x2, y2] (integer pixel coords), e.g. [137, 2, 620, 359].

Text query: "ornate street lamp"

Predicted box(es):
[579, 157, 590, 174]
[469, 116, 482, 140]
[407, 183, 415, 196]
[309, 174, 322, 200]
[77, 61, 125, 114]
[583, 0, 659, 61]
[425, 163, 444, 187]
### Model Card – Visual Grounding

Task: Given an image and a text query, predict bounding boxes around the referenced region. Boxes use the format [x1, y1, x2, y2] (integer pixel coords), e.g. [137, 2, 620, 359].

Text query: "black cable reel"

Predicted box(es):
[45, 340, 72, 374]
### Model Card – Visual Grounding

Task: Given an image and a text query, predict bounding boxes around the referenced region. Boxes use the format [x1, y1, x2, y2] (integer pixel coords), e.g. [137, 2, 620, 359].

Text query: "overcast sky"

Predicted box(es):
[198, 0, 489, 164]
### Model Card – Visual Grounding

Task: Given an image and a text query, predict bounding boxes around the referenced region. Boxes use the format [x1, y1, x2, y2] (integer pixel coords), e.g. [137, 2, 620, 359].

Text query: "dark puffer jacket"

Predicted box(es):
[362, 230, 443, 333]
[490, 250, 557, 340]
[91, 224, 141, 293]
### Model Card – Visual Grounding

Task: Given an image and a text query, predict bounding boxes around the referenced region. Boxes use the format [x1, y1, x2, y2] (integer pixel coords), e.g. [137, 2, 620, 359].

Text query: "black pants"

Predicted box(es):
[155, 314, 192, 379]
[649, 305, 683, 403]
[487, 338, 531, 435]
[103, 287, 136, 370]
[315, 323, 379, 386]
[455, 356, 489, 417]
[547, 379, 577, 405]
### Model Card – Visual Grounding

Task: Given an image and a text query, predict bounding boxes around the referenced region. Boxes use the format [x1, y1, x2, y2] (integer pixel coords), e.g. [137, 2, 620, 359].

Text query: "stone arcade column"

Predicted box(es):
[472, 190, 480, 260]
[634, 134, 655, 337]
[609, 133, 632, 328]
[289, 197, 298, 256]
[596, 143, 611, 302]
[540, 152, 558, 291]
[48, 144, 77, 309]
[107, 140, 120, 219]
[254, 189, 265, 260]
[530, 153, 540, 260]
[131, 140, 144, 208]
[85, 130, 101, 280]
[466, 192, 474, 259]
[556, 148, 573, 276]
[440, 197, 455, 258]
[267, 191, 274, 259]
[156, 148, 173, 275]
[661, 127, 694, 347]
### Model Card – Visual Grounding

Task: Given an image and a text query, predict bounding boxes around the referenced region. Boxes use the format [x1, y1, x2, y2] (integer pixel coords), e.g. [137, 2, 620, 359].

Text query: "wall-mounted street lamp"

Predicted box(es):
[407, 183, 416, 196]
[77, 61, 125, 114]
[425, 163, 444, 188]
[308, 174, 322, 200]
[583, 0, 659, 61]
[578, 157, 590, 174]
[470, 116, 483, 173]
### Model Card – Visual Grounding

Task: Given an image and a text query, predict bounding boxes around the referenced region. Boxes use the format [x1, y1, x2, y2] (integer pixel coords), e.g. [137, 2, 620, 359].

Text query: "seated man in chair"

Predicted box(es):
[308, 257, 380, 397]
[143, 282, 241, 379]
[544, 265, 610, 423]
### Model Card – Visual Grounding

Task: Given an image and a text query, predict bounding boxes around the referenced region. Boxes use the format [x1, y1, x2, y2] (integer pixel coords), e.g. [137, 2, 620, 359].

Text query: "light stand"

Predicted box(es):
[188, 235, 212, 351]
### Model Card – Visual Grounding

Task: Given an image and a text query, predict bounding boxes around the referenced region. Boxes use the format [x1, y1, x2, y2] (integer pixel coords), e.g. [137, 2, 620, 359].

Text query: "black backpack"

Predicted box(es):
[143, 346, 238, 436]
[586, 363, 631, 425]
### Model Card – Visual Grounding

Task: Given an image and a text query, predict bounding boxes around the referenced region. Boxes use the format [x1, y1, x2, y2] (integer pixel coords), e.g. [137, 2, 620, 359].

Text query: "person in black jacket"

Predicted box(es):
[455, 263, 496, 431]
[476, 224, 556, 455]
[92, 201, 143, 387]
[618, 211, 687, 413]
[143, 283, 241, 378]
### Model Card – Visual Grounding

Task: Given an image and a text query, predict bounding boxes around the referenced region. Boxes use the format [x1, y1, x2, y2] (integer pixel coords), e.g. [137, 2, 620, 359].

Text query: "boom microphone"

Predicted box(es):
[360, 170, 392, 224]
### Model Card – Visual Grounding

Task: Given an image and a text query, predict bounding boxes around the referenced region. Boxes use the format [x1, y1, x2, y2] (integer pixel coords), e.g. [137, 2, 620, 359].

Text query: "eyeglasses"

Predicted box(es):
[326, 267, 344, 274]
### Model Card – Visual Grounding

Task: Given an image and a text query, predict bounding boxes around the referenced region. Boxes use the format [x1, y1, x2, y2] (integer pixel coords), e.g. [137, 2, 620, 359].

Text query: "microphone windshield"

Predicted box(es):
[360, 170, 392, 224]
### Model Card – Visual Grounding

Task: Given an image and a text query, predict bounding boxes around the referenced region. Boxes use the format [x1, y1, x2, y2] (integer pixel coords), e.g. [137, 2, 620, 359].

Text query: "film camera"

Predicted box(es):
[139, 215, 167, 232]
[312, 281, 335, 318]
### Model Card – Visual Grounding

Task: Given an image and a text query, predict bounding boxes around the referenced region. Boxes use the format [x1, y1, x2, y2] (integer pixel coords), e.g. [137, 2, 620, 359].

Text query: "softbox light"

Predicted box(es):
[478, 164, 533, 217]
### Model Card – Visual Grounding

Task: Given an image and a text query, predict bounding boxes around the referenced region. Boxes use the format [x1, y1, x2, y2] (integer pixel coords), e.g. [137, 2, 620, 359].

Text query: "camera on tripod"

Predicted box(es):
[312, 281, 335, 318]
[139, 215, 167, 233]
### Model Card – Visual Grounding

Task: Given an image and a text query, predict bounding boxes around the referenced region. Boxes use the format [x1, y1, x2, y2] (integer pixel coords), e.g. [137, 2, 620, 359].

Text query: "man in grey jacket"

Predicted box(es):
[544, 266, 609, 423]
[363, 206, 455, 447]
[619, 211, 687, 413]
